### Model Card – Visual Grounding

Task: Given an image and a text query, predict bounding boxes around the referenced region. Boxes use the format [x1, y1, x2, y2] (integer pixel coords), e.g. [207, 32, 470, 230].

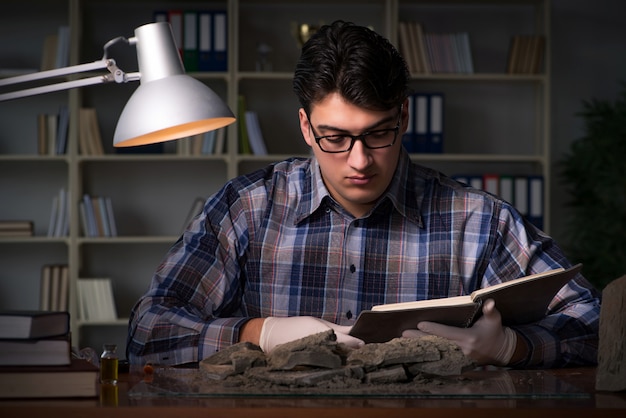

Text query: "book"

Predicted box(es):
[0, 310, 69, 340]
[0, 334, 71, 366]
[77, 278, 117, 322]
[238, 95, 252, 154]
[181, 197, 205, 233]
[349, 264, 582, 344]
[245, 110, 268, 155]
[212, 11, 227, 71]
[0, 357, 98, 398]
[183, 11, 199, 71]
[0, 220, 33, 237]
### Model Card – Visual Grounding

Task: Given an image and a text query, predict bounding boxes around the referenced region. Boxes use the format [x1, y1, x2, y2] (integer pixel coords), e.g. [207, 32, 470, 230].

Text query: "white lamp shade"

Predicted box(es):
[113, 22, 235, 147]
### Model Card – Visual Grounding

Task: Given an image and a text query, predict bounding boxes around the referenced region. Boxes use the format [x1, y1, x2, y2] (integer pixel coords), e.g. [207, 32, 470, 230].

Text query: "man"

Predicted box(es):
[127, 21, 600, 368]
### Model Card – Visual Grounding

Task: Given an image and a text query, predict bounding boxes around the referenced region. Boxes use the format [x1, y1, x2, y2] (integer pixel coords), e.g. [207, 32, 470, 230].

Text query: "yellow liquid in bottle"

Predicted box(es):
[100, 383, 119, 406]
[100, 357, 119, 384]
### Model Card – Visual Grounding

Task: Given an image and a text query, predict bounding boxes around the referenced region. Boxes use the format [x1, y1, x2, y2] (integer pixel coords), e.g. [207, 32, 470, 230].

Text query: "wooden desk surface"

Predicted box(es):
[1, 367, 625, 417]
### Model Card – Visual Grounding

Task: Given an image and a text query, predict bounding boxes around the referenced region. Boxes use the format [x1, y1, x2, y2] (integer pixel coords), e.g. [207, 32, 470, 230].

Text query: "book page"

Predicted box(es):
[470, 267, 565, 299]
[469, 264, 581, 326]
[371, 295, 473, 312]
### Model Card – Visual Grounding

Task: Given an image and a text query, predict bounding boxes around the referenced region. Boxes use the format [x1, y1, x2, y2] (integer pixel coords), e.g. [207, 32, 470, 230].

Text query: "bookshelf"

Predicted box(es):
[0, 0, 551, 355]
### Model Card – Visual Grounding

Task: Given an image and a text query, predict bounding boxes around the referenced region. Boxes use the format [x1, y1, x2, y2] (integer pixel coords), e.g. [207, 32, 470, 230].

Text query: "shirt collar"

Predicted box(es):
[295, 149, 423, 227]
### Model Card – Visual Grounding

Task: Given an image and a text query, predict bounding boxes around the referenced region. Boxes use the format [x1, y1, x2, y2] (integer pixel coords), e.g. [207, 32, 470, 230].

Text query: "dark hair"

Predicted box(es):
[293, 20, 410, 115]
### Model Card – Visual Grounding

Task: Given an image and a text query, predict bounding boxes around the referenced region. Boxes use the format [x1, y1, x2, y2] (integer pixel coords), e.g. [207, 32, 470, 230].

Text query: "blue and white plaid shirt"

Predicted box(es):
[127, 149, 600, 368]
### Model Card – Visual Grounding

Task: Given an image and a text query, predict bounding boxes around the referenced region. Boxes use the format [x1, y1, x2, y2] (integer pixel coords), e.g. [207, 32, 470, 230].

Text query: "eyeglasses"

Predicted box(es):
[308, 108, 402, 153]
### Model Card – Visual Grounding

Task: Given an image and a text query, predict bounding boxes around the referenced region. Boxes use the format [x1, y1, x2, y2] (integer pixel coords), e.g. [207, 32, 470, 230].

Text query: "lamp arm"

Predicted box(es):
[0, 58, 139, 102]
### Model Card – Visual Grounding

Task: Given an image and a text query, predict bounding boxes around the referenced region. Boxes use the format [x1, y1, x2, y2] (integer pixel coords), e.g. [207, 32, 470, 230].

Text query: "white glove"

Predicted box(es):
[259, 316, 364, 353]
[406, 299, 517, 366]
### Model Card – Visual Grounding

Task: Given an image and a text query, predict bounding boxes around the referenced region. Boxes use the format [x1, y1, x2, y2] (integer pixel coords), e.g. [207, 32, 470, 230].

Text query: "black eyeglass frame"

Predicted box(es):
[307, 106, 403, 154]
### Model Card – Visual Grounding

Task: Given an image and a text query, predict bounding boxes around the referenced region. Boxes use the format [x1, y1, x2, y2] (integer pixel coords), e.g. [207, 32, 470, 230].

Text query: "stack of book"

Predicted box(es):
[39, 264, 69, 312]
[78, 107, 105, 156]
[79, 194, 118, 237]
[0, 220, 33, 237]
[76, 278, 118, 322]
[47, 187, 70, 238]
[37, 105, 69, 155]
[0, 311, 99, 398]
[397, 21, 474, 75]
[506, 35, 545, 74]
[0, 311, 71, 367]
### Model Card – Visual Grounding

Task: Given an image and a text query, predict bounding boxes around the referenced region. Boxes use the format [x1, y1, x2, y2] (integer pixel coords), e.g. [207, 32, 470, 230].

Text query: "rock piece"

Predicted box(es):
[268, 349, 342, 371]
[347, 336, 441, 370]
[200, 364, 237, 380]
[200, 341, 263, 366]
[231, 350, 266, 373]
[268, 329, 341, 370]
[364, 364, 408, 384]
[247, 365, 353, 387]
[596, 275, 626, 392]
[406, 335, 474, 376]
[199, 341, 266, 379]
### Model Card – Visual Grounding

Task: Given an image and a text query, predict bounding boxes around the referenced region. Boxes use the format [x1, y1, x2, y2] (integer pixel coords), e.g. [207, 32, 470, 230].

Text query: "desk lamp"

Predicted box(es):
[0, 22, 236, 147]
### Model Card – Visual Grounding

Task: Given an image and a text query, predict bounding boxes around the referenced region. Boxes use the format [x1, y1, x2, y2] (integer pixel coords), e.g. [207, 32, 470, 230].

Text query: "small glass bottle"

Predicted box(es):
[100, 344, 119, 384]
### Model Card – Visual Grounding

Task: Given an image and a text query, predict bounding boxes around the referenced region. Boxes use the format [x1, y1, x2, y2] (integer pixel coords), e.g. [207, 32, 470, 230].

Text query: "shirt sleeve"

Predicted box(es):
[484, 203, 601, 368]
[127, 183, 254, 365]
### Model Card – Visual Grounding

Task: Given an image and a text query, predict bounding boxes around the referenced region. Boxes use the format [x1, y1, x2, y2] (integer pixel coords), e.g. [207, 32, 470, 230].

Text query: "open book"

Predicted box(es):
[349, 264, 582, 343]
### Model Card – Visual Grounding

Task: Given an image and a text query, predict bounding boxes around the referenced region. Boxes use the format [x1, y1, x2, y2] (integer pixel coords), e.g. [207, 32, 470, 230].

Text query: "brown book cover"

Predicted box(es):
[350, 264, 582, 343]
[0, 333, 71, 366]
[0, 357, 99, 398]
[0, 310, 69, 340]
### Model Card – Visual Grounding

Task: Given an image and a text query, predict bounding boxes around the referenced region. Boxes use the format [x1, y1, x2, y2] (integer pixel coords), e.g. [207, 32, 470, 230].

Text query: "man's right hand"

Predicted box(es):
[257, 316, 364, 353]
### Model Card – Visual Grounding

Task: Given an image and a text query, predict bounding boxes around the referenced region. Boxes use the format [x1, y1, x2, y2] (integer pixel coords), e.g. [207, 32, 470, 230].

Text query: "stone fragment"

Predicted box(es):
[406, 336, 474, 376]
[231, 350, 266, 374]
[346, 336, 442, 370]
[199, 363, 237, 380]
[364, 364, 408, 384]
[596, 274, 626, 392]
[246, 366, 351, 387]
[268, 349, 342, 371]
[200, 341, 263, 366]
[271, 329, 337, 354]
[267, 329, 342, 370]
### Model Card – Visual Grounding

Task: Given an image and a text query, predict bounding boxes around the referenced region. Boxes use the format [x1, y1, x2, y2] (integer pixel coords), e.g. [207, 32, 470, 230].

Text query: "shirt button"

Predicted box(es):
[346, 310, 353, 320]
[350, 264, 356, 273]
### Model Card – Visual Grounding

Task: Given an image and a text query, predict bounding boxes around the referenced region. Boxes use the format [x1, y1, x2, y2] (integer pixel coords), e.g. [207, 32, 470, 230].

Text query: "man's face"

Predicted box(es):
[299, 93, 408, 218]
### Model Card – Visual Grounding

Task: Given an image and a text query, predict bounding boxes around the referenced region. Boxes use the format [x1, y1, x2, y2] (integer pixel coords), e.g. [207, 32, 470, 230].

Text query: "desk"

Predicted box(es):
[1, 367, 624, 417]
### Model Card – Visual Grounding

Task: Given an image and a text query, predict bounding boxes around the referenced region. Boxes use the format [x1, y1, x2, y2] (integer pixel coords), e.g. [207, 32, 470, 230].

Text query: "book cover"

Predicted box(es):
[245, 111, 268, 155]
[0, 310, 69, 340]
[350, 264, 582, 344]
[183, 11, 199, 71]
[198, 11, 213, 71]
[212, 11, 227, 71]
[0, 357, 98, 398]
[0, 334, 71, 366]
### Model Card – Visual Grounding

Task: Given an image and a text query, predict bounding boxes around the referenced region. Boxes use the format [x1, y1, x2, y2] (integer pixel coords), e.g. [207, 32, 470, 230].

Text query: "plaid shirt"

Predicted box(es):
[127, 150, 600, 367]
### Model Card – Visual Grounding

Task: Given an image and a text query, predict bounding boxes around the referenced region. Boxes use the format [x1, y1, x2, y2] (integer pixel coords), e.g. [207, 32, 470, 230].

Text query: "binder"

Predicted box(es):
[428, 93, 444, 153]
[468, 175, 483, 191]
[153, 10, 167, 22]
[452, 175, 469, 186]
[213, 11, 227, 71]
[198, 12, 212, 71]
[499, 175, 515, 205]
[514, 176, 529, 217]
[401, 94, 416, 153]
[168, 10, 184, 58]
[183, 11, 199, 71]
[482, 173, 499, 196]
[527, 175, 544, 230]
[414, 93, 429, 153]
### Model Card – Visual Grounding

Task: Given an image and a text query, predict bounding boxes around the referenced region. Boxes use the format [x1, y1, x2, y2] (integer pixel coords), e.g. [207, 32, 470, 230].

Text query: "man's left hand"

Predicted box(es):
[404, 298, 517, 366]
